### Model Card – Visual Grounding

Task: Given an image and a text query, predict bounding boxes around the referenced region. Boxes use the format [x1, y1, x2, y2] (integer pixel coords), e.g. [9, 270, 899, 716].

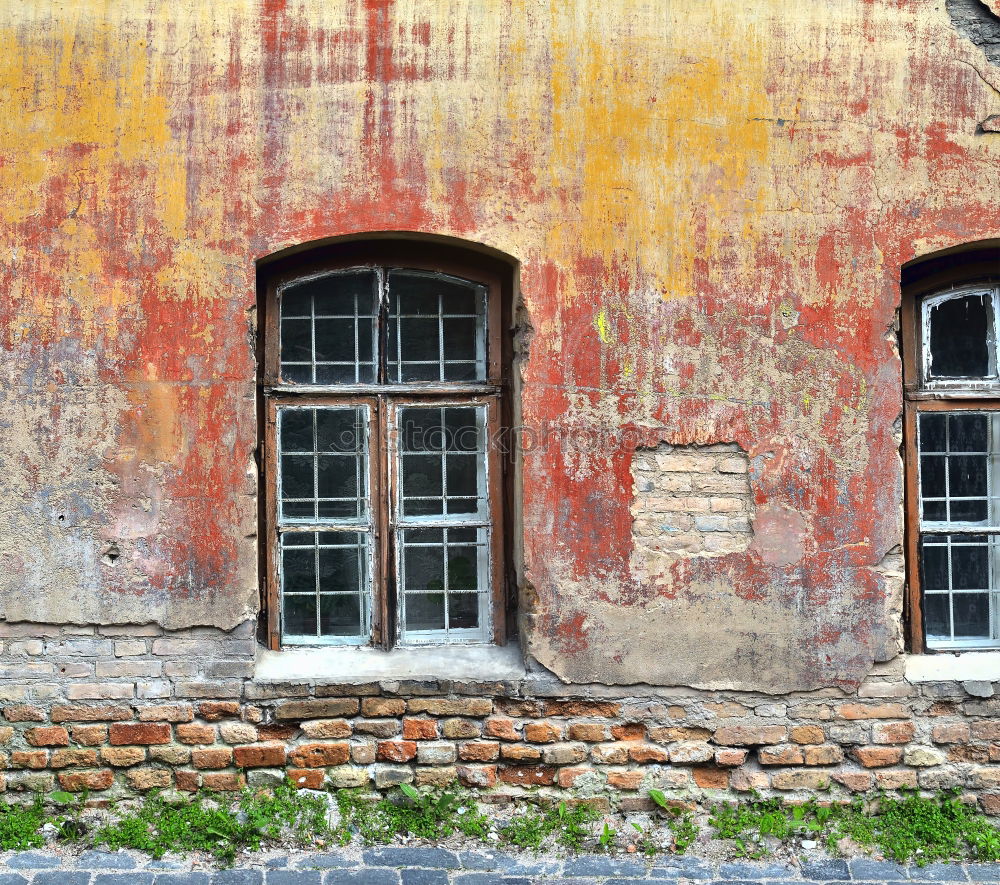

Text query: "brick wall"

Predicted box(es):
[631, 443, 753, 569]
[1, 623, 1000, 813]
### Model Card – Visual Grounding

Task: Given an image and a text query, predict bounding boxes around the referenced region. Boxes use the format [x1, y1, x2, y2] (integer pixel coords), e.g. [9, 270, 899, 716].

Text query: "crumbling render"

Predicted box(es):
[947, 0, 1000, 67]
[631, 443, 754, 575]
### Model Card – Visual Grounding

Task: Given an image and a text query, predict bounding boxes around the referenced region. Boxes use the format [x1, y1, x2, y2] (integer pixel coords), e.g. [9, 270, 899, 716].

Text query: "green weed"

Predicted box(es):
[498, 800, 600, 851]
[0, 797, 46, 851]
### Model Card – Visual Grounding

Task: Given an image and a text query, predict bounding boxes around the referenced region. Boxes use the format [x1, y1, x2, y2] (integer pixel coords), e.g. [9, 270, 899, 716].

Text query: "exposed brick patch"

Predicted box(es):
[287, 768, 325, 789]
[176, 724, 216, 745]
[192, 748, 233, 769]
[403, 718, 438, 740]
[51, 705, 132, 723]
[632, 443, 754, 566]
[377, 740, 417, 762]
[58, 769, 114, 791]
[499, 765, 556, 786]
[3, 705, 45, 722]
[197, 702, 240, 721]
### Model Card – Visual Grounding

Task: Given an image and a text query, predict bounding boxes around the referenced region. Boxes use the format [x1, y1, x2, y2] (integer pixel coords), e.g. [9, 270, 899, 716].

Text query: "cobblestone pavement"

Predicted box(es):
[0, 849, 997, 885]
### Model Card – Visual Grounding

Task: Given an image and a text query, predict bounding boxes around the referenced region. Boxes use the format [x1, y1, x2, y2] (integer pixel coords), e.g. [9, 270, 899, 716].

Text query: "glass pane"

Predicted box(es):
[388, 270, 486, 383]
[952, 538, 989, 590]
[951, 413, 988, 452]
[949, 455, 987, 498]
[278, 407, 367, 524]
[921, 542, 949, 592]
[919, 413, 946, 452]
[450, 593, 479, 629]
[928, 293, 992, 378]
[923, 501, 948, 521]
[404, 593, 446, 631]
[448, 546, 480, 591]
[924, 593, 950, 640]
[282, 547, 315, 593]
[279, 271, 377, 384]
[319, 544, 361, 593]
[920, 455, 945, 500]
[404, 543, 445, 594]
[953, 593, 990, 638]
[320, 595, 361, 636]
[284, 595, 317, 636]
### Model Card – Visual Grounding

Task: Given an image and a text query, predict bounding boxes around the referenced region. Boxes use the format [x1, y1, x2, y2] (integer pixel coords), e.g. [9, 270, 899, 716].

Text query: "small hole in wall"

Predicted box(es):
[101, 543, 121, 566]
[57, 514, 64, 522]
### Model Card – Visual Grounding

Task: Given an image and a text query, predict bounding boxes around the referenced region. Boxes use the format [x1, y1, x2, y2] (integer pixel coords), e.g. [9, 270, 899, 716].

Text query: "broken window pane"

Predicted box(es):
[280, 271, 377, 384]
[926, 293, 994, 379]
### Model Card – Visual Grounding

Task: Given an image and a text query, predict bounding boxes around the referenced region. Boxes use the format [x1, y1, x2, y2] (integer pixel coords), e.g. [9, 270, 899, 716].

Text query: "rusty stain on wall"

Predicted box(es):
[0, 1, 999, 690]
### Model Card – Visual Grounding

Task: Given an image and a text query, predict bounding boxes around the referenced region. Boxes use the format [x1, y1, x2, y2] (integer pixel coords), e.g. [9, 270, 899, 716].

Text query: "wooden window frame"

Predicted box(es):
[258, 241, 513, 651]
[902, 257, 1000, 653]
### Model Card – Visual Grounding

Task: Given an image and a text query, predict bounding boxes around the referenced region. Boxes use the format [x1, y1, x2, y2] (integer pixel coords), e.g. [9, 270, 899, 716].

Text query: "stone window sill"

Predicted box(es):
[905, 650, 1000, 685]
[254, 642, 526, 684]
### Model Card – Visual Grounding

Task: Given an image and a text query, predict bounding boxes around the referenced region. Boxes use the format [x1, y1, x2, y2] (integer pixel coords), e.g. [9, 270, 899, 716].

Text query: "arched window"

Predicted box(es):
[258, 238, 513, 650]
[902, 243, 1000, 651]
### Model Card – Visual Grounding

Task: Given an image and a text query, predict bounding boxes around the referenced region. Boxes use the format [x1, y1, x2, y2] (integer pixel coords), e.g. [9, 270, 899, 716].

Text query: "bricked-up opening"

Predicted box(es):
[631, 443, 754, 571]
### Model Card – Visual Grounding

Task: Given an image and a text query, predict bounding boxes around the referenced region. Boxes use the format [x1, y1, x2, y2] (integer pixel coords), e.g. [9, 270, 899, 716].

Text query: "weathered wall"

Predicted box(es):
[1, 1, 1000, 690]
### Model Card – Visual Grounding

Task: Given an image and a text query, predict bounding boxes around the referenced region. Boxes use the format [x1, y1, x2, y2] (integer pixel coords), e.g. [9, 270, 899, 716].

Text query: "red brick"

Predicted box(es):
[3, 705, 44, 722]
[715, 748, 748, 766]
[197, 702, 240, 721]
[484, 717, 518, 741]
[139, 704, 194, 723]
[836, 703, 909, 720]
[175, 770, 200, 792]
[377, 741, 417, 762]
[523, 722, 560, 743]
[790, 725, 825, 745]
[852, 746, 903, 768]
[100, 747, 145, 767]
[202, 772, 245, 791]
[591, 743, 629, 764]
[501, 744, 541, 761]
[361, 698, 405, 717]
[459, 741, 500, 762]
[257, 723, 298, 741]
[713, 725, 787, 746]
[693, 766, 729, 788]
[176, 724, 216, 745]
[51, 705, 132, 723]
[606, 770, 643, 789]
[875, 769, 918, 790]
[542, 700, 622, 718]
[287, 742, 348, 768]
[832, 771, 874, 792]
[11, 750, 48, 769]
[498, 765, 556, 786]
[192, 748, 234, 770]
[287, 768, 325, 789]
[127, 768, 172, 791]
[27, 727, 69, 747]
[109, 723, 171, 746]
[233, 743, 288, 768]
[57, 769, 114, 792]
[980, 793, 1000, 815]
[873, 721, 916, 744]
[568, 723, 610, 742]
[557, 766, 594, 788]
[456, 765, 497, 787]
[803, 744, 845, 766]
[932, 723, 971, 744]
[628, 744, 669, 763]
[402, 718, 438, 740]
[951, 745, 990, 763]
[610, 723, 645, 741]
[50, 749, 98, 769]
[758, 745, 804, 765]
[972, 722, 1000, 740]
[71, 725, 108, 746]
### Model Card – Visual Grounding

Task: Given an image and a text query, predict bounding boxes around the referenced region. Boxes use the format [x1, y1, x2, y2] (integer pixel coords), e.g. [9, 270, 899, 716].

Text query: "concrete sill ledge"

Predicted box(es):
[255, 642, 527, 684]
[905, 650, 1000, 684]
